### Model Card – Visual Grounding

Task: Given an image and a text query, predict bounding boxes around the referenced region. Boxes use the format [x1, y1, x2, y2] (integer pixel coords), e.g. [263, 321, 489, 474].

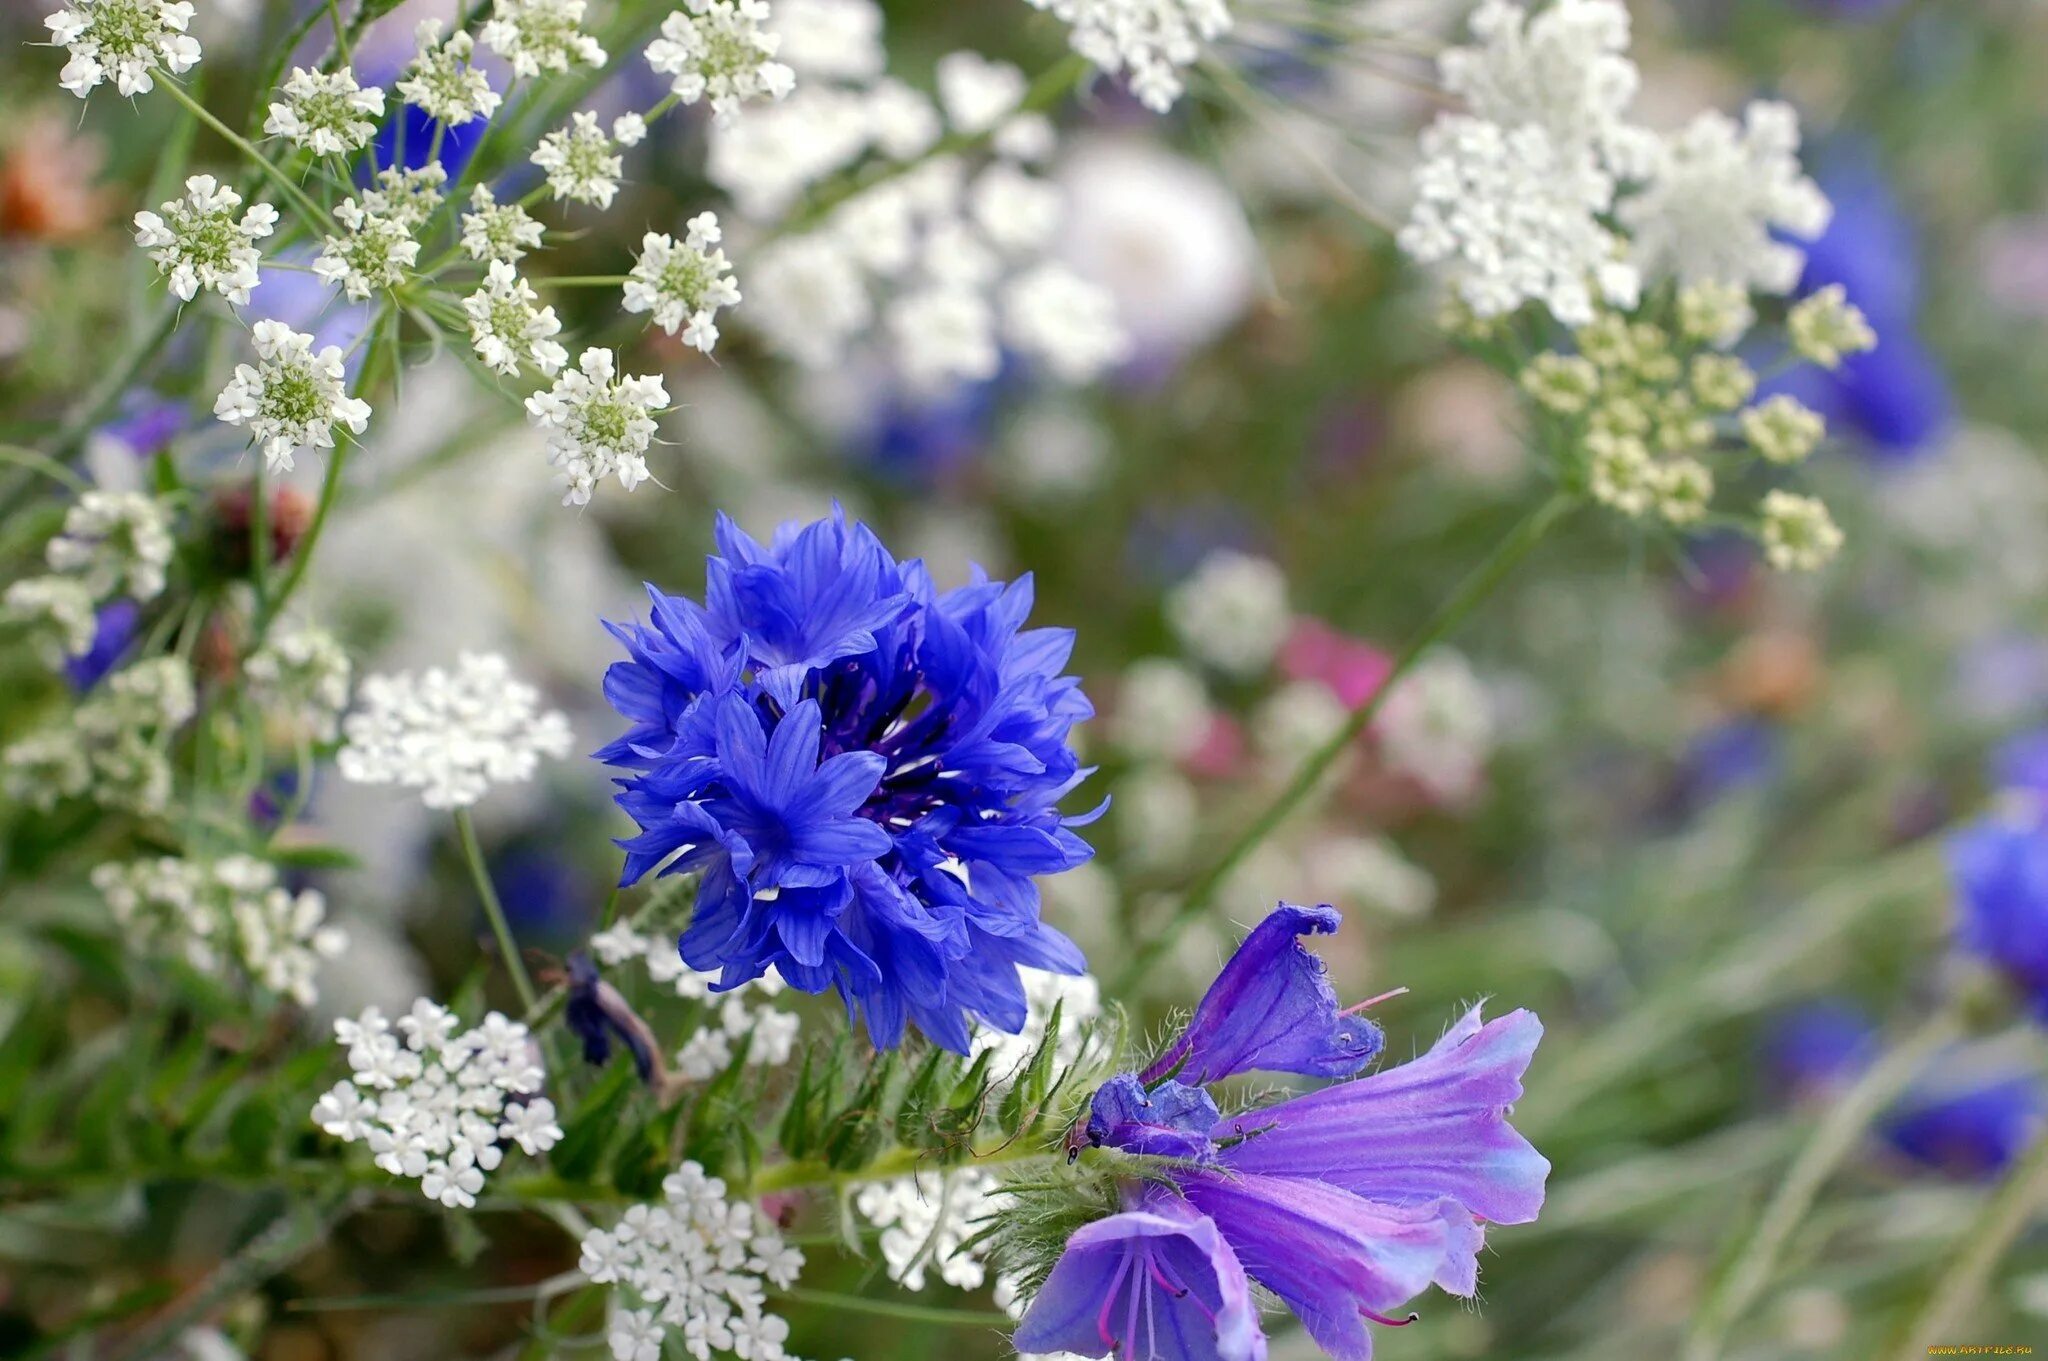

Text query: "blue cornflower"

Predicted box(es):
[63, 599, 139, 692]
[1947, 808, 2048, 1021]
[1761, 1000, 1879, 1101]
[601, 509, 1098, 1052]
[1016, 904, 1548, 1361]
[1884, 1067, 2048, 1179]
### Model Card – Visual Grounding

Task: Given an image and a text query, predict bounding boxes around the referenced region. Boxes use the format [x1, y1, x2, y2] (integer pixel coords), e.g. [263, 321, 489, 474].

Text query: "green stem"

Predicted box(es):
[46, 302, 181, 461]
[545, 275, 631, 287]
[0, 444, 88, 493]
[456, 807, 540, 1011]
[160, 79, 335, 230]
[778, 1287, 1009, 1327]
[249, 454, 273, 614]
[253, 440, 348, 638]
[1682, 1007, 1962, 1361]
[324, 0, 352, 64]
[1889, 1116, 2048, 1359]
[1110, 491, 1577, 994]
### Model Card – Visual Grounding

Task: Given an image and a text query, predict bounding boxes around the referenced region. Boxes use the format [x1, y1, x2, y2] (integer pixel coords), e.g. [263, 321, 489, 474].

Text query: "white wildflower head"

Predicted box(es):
[264, 66, 385, 157]
[1677, 280, 1757, 349]
[44, 0, 199, 98]
[1788, 283, 1878, 369]
[523, 348, 670, 505]
[1113, 657, 1210, 763]
[3, 576, 98, 664]
[887, 286, 999, 388]
[311, 1001, 560, 1208]
[1620, 101, 1833, 296]
[94, 855, 345, 1005]
[336, 652, 573, 810]
[362, 164, 449, 230]
[968, 967, 1102, 1079]
[213, 320, 371, 473]
[47, 490, 174, 599]
[934, 50, 1024, 134]
[1021, 0, 1230, 113]
[1742, 393, 1827, 466]
[1758, 490, 1843, 572]
[744, 235, 872, 367]
[314, 198, 421, 300]
[856, 1168, 1005, 1294]
[576, 1162, 803, 1361]
[1000, 263, 1129, 382]
[460, 185, 546, 264]
[4, 657, 195, 813]
[480, 0, 606, 77]
[645, 0, 796, 126]
[623, 216, 741, 353]
[1375, 648, 1495, 806]
[1166, 549, 1290, 678]
[396, 20, 502, 126]
[1652, 457, 1714, 526]
[1439, 0, 1641, 165]
[532, 111, 631, 208]
[1585, 428, 1654, 516]
[245, 619, 352, 742]
[1400, 115, 1638, 327]
[465, 261, 569, 377]
[132, 175, 276, 306]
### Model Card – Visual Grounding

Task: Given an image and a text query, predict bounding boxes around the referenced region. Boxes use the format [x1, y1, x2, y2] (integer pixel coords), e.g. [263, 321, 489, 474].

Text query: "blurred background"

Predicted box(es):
[7, 0, 2048, 1357]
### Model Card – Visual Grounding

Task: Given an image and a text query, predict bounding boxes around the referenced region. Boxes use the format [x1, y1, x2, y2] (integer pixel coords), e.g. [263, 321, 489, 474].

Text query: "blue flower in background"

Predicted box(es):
[1679, 718, 1784, 810]
[601, 509, 1098, 1051]
[1762, 1000, 1878, 1100]
[369, 102, 488, 183]
[63, 599, 138, 692]
[1992, 729, 2048, 800]
[1884, 1069, 2047, 1179]
[1947, 808, 2048, 1020]
[1018, 904, 1548, 1361]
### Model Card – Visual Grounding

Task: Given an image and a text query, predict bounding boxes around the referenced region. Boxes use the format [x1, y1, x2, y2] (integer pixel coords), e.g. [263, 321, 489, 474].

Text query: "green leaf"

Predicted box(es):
[443, 1209, 490, 1266]
[550, 1060, 636, 1183]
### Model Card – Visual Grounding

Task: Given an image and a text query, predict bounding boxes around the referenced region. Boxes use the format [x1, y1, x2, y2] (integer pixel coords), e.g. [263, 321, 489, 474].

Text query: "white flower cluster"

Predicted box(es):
[720, 33, 1124, 386]
[213, 319, 371, 472]
[967, 967, 1102, 1079]
[646, 0, 797, 126]
[2, 657, 195, 813]
[466, 261, 569, 377]
[1375, 648, 1495, 806]
[264, 66, 386, 158]
[1403, 0, 1830, 326]
[1021, 0, 1232, 113]
[460, 185, 546, 264]
[481, 0, 607, 77]
[587, 923, 801, 1080]
[1165, 548, 1290, 678]
[532, 111, 646, 209]
[47, 490, 174, 600]
[312, 1000, 563, 1209]
[337, 652, 572, 809]
[396, 21, 502, 127]
[855, 1167, 1007, 1293]
[315, 197, 421, 301]
[1759, 490, 1844, 572]
[45, 0, 199, 98]
[2, 577, 97, 664]
[245, 619, 352, 742]
[93, 855, 346, 1005]
[624, 215, 742, 353]
[524, 348, 670, 505]
[1111, 657, 1210, 763]
[578, 1162, 805, 1361]
[132, 175, 276, 307]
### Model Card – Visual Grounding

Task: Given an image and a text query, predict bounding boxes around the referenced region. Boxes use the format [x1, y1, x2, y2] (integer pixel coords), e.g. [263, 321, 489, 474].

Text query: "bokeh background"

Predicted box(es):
[6, 0, 2048, 1357]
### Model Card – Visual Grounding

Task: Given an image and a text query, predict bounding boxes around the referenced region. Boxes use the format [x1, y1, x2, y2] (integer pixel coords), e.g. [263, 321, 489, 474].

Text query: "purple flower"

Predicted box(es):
[1884, 1068, 2047, 1179]
[1018, 904, 1548, 1361]
[63, 599, 139, 692]
[1947, 809, 2048, 1020]
[602, 510, 1098, 1052]
[1761, 1000, 1879, 1101]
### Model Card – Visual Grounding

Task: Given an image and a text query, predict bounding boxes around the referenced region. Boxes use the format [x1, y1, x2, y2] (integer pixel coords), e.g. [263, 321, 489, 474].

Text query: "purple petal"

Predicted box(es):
[1087, 1075, 1221, 1160]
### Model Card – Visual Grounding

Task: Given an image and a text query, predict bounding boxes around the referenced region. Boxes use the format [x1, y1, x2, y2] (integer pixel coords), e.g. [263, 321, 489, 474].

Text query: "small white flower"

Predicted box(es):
[645, 0, 796, 126]
[362, 164, 448, 229]
[1375, 649, 1496, 806]
[1021, 0, 1229, 113]
[336, 652, 573, 809]
[395, 20, 501, 126]
[1166, 549, 1290, 678]
[465, 261, 569, 377]
[94, 854, 345, 1005]
[499, 1097, 564, 1155]
[480, 0, 606, 78]
[612, 112, 649, 147]
[264, 66, 385, 157]
[132, 175, 276, 306]
[968, 162, 1061, 255]
[1112, 658, 1210, 763]
[744, 235, 871, 367]
[1439, 0, 1643, 169]
[532, 111, 626, 207]
[610, 1308, 664, 1361]
[1788, 283, 1878, 370]
[934, 50, 1024, 134]
[312, 1083, 377, 1140]
[47, 490, 174, 599]
[245, 619, 352, 741]
[460, 185, 546, 264]
[523, 348, 669, 505]
[213, 320, 371, 472]
[45, 0, 199, 98]
[1758, 490, 1843, 572]
[623, 216, 741, 353]
[314, 198, 420, 301]
[3, 577, 98, 664]
[888, 287, 999, 389]
[1000, 263, 1129, 382]
[1742, 393, 1827, 466]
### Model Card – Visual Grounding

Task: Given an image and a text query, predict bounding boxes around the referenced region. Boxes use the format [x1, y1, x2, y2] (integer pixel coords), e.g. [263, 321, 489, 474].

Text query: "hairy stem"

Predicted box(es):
[1111, 491, 1577, 994]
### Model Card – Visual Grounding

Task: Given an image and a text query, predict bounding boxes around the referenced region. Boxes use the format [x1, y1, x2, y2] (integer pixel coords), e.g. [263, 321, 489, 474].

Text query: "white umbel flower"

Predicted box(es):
[94, 855, 346, 1005]
[1000, 263, 1129, 382]
[855, 1168, 1006, 1293]
[314, 198, 420, 300]
[213, 320, 371, 472]
[1758, 490, 1843, 572]
[264, 66, 385, 157]
[1400, 115, 1638, 326]
[934, 50, 1025, 134]
[459, 184, 546, 263]
[47, 490, 174, 599]
[1620, 101, 1832, 295]
[336, 652, 573, 810]
[645, 0, 796, 126]
[523, 348, 669, 505]
[395, 20, 501, 126]
[3, 657, 194, 813]
[480, 0, 606, 77]
[361, 164, 448, 229]
[1020, 0, 1230, 113]
[622, 215, 741, 353]
[464, 261, 569, 377]
[132, 175, 276, 306]
[1438, 0, 1647, 170]
[45, 0, 199, 98]
[1166, 549, 1290, 678]
[245, 619, 352, 742]
[1788, 283, 1877, 369]
[888, 287, 999, 388]
[3, 576, 98, 664]
[576, 1162, 803, 1361]
[531, 111, 632, 207]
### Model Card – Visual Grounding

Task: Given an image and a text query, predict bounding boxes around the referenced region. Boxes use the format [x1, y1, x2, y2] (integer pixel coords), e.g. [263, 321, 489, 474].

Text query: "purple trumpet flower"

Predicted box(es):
[1018, 903, 1548, 1361]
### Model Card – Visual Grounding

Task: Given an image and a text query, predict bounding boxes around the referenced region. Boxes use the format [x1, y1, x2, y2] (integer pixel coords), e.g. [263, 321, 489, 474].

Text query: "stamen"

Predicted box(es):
[1361, 1307, 1421, 1328]
[1343, 986, 1410, 1015]
[1098, 1253, 1134, 1350]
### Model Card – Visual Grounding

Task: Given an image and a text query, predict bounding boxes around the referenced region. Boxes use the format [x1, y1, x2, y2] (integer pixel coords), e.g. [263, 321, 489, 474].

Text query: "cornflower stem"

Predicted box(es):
[1889, 1114, 2048, 1359]
[456, 807, 541, 1012]
[1681, 1006, 1964, 1361]
[1109, 490, 1578, 994]
[160, 79, 336, 231]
